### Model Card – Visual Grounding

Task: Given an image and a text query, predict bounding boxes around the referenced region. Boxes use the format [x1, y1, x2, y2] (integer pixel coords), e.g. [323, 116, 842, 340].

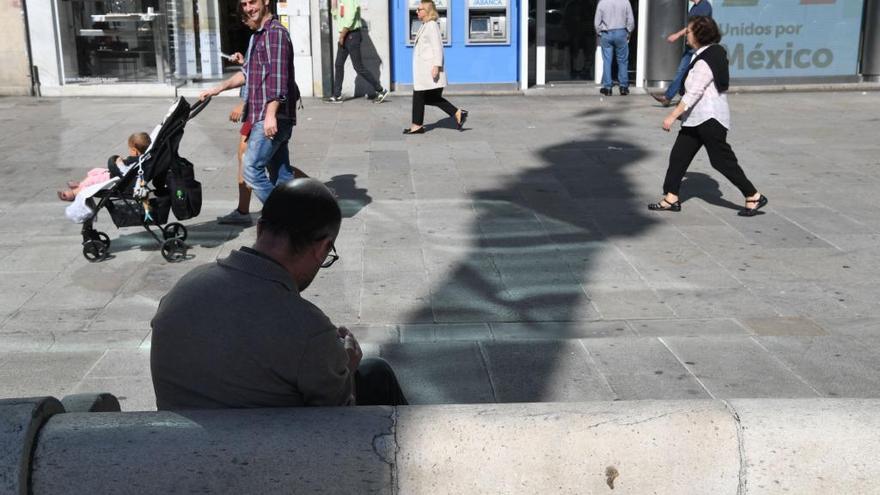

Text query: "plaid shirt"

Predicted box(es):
[244, 17, 298, 126]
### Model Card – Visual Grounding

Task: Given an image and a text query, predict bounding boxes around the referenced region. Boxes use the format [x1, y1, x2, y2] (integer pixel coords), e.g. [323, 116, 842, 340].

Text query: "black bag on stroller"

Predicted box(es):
[167, 157, 202, 221]
[77, 96, 210, 263]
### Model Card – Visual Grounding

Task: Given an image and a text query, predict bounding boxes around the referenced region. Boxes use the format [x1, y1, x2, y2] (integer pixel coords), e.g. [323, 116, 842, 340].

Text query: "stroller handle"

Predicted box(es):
[189, 96, 211, 120]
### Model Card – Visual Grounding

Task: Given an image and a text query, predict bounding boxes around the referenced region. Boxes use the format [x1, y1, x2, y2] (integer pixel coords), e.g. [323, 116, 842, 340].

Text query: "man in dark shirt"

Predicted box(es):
[200, 0, 303, 204]
[151, 179, 407, 410]
[652, 0, 713, 106]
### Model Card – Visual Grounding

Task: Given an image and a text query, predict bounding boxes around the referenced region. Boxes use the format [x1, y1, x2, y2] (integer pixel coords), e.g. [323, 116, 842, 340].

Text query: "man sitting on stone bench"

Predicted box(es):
[150, 178, 407, 410]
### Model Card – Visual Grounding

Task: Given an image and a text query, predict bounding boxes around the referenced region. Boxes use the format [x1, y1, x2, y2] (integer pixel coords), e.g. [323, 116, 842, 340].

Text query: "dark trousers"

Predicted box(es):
[411, 88, 457, 126]
[663, 118, 758, 197]
[333, 30, 383, 97]
[354, 357, 408, 406]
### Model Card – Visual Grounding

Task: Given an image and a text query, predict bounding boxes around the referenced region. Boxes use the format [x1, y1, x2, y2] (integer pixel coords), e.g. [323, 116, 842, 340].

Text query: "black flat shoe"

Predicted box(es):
[403, 127, 425, 135]
[457, 110, 469, 130]
[738, 194, 768, 217]
[647, 199, 681, 212]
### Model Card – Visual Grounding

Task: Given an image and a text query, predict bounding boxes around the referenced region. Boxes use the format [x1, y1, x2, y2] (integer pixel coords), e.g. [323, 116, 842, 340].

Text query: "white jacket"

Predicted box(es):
[412, 20, 447, 91]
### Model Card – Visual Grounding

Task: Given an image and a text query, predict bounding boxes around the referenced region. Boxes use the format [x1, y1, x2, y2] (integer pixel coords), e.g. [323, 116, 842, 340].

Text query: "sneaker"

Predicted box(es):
[217, 209, 253, 225]
[600, 87, 612, 96]
[325, 96, 343, 103]
[619, 86, 629, 96]
[651, 93, 673, 107]
[374, 88, 389, 103]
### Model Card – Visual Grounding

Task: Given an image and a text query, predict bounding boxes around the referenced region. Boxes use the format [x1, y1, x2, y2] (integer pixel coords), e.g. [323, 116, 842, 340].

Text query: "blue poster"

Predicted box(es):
[713, 0, 864, 78]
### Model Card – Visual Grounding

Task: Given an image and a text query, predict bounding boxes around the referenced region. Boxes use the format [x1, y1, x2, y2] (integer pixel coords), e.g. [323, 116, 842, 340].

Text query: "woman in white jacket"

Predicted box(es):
[404, 0, 468, 134]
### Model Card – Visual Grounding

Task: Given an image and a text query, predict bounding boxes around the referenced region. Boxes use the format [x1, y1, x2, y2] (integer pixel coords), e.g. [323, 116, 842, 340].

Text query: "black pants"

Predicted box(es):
[354, 357, 408, 406]
[333, 30, 383, 97]
[411, 88, 457, 126]
[663, 118, 758, 197]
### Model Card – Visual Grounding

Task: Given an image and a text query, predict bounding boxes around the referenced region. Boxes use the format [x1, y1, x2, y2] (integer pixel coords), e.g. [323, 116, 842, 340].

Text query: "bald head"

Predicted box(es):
[258, 178, 342, 254]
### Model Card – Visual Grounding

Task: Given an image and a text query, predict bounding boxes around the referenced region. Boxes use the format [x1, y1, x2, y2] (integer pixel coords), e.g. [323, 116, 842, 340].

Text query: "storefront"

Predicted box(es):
[15, 0, 880, 96]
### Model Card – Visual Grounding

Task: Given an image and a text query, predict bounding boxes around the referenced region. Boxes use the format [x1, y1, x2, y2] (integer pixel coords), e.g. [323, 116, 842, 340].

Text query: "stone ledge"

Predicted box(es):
[3, 398, 878, 493]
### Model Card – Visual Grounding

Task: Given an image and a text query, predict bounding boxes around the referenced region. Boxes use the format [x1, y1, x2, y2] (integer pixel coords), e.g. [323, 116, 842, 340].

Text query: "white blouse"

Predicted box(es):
[680, 45, 731, 129]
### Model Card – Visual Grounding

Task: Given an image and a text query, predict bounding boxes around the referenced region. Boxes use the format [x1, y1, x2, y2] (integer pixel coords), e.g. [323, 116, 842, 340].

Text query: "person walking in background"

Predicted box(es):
[200, 0, 304, 205]
[404, 0, 467, 134]
[326, 0, 389, 103]
[652, 0, 712, 107]
[594, 0, 634, 96]
[217, 51, 256, 226]
[649, 16, 767, 217]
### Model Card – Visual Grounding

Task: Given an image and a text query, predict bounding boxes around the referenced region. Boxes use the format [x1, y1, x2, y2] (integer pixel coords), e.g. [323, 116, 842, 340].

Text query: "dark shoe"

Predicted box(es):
[619, 86, 629, 96]
[738, 194, 768, 217]
[647, 198, 681, 212]
[600, 87, 613, 96]
[456, 110, 468, 130]
[374, 88, 389, 103]
[651, 93, 672, 107]
[403, 127, 425, 135]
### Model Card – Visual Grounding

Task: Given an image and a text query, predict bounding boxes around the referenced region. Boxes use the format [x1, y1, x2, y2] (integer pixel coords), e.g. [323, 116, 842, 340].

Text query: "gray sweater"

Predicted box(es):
[594, 0, 635, 33]
[150, 248, 353, 410]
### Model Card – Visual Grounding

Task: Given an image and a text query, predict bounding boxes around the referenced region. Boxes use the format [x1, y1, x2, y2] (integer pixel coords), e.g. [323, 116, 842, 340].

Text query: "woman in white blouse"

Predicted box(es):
[649, 15, 767, 217]
[404, 0, 468, 134]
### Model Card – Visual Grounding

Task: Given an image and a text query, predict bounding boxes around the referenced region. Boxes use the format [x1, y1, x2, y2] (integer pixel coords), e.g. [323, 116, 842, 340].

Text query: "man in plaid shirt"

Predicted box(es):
[200, 0, 304, 204]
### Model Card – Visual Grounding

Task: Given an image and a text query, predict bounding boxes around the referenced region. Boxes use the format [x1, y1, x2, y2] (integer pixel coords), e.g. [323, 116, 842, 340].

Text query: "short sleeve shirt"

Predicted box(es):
[689, 1, 712, 17]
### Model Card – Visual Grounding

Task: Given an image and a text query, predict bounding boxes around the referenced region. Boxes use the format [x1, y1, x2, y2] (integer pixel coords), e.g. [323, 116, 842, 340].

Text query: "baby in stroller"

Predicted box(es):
[58, 132, 151, 201]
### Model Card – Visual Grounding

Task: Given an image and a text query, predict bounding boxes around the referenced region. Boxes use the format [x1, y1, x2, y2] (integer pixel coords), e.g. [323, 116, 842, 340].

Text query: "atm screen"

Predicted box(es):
[411, 19, 423, 39]
[470, 17, 489, 34]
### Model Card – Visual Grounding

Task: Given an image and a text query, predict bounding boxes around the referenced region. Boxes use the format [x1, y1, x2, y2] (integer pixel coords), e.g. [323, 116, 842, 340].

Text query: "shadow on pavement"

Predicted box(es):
[396, 116, 657, 403]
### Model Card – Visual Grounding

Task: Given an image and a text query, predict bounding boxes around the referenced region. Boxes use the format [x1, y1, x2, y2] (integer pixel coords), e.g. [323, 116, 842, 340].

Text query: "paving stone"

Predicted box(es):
[489, 320, 633, 340]
[399, 323, 491, 343]
[757, 336, 880, 398]
[630, 318, 749, 337]
[481, 340, 614, 402]
[379, 342, 494, 404]
[583, 338, 710, 399]
[661, 336, 819, 398]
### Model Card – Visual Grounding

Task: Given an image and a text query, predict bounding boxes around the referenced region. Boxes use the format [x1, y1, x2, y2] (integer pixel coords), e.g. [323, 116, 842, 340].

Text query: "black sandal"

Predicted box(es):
[403, 127, 425, 135]
[738, 194, 768, 217]
[647, 198, 681, 212]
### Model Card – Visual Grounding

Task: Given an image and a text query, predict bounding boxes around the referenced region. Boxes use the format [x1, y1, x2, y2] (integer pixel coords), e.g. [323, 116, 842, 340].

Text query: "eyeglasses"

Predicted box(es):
[416, 7, 425, 12]
[321, 243, 339, 268]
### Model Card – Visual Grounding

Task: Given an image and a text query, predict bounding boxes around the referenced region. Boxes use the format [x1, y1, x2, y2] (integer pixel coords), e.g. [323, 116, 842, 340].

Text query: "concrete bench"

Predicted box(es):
[2, 396, 878, 494]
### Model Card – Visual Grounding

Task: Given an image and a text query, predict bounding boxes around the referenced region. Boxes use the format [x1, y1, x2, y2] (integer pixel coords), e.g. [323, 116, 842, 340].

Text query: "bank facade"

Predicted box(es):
[4, 0, 880, 97]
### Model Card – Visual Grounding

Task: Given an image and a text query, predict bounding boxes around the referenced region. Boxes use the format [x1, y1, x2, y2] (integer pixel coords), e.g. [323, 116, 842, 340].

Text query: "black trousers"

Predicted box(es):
[333, 30, 383, 97]
[354, 357, 408, 406]
[411, 88, 457, 126]
[663, 118, 758, 197]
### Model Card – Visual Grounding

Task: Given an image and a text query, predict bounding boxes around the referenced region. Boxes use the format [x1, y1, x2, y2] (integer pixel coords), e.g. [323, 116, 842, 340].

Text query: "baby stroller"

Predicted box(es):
[77, 96, 210, 262]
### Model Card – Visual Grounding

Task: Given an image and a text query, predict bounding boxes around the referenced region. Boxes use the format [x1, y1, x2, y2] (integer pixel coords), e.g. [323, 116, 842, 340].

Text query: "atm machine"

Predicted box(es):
[406, 0, 450, 45]
[465, 0, 509, 44]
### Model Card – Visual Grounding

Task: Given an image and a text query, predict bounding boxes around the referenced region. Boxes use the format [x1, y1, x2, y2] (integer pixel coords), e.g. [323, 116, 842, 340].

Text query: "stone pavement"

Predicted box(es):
[0, 91, 878, 411]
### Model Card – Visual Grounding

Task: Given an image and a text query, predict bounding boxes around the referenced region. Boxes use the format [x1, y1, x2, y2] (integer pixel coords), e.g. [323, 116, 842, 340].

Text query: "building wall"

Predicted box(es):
[0, 0, 34, 95]
[391, 0, 519, 86]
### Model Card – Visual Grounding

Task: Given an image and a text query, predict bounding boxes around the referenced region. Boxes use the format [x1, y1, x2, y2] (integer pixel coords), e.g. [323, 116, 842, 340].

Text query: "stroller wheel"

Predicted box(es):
[95, 231, 111, 249]
[83, 240, 108, 262]
[161, 238, 187, 263]
[163, 222, 188, 242]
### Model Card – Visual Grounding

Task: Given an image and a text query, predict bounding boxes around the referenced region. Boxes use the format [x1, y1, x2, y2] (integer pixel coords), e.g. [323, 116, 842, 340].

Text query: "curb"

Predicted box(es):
[4, 398, 879, 493]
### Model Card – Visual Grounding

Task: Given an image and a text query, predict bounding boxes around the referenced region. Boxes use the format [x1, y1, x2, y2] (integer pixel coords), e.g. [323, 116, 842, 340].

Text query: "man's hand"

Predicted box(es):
[229, 101, 245, 123]
[432, 66, 440, 81]
[229, 52, 245, 64]
[199, 87, 220, 101]
[338, 327, 363, 372]
[264, 114, 278, 138]
[338, 33, 346, 46]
